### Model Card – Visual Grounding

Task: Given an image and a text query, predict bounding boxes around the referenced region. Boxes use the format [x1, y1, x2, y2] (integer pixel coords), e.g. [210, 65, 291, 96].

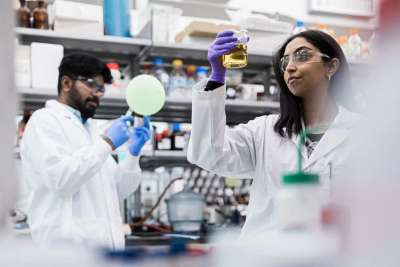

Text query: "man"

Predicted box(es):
[21, 53, 150, 250]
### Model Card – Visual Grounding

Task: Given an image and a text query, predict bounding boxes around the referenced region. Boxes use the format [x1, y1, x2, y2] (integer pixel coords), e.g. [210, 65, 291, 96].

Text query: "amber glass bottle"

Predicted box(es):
[17, 0, 31, 28]
[32, 0, 49, 30]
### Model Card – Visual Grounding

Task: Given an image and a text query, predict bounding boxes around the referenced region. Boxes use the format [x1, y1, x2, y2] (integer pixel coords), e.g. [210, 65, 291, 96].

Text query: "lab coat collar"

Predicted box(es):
[290, 105, 359, 169]
[45, 100, 92, 131]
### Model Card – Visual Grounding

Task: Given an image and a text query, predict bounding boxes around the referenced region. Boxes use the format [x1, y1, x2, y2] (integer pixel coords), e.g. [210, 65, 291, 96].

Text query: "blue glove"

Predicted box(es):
[105, 115, 133, 150]
[208, 30, 238, 83]
[128, 116, 151, 156]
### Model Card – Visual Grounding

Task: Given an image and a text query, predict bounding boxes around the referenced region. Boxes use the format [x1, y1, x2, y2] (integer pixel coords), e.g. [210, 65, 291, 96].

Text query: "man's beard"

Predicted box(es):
[68, 86, 100, 119]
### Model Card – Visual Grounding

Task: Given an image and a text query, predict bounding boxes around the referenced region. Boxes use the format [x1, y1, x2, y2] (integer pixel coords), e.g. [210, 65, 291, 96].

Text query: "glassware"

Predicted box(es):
[32, 0, 49, 30]
[222, 29, 249, 69]
[17, 0, 31, 28]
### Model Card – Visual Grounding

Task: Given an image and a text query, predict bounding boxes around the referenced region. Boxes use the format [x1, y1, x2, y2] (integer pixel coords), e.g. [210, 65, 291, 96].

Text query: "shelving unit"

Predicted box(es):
[16, 27, 281, 123]
[15, 27, 369, 124]
[140, 150, 189, 169]
[16, 27, 151, 59]
[19, 87, 279, 123]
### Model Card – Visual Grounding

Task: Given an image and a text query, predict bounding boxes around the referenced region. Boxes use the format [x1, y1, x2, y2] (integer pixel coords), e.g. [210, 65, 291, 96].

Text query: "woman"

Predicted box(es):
[187, 30, 359, 239]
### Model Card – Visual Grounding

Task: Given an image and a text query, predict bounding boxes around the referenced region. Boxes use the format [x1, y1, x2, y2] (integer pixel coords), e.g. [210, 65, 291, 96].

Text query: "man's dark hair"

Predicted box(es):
[272, 30, 353, 138]
[57, 53, 112, 95]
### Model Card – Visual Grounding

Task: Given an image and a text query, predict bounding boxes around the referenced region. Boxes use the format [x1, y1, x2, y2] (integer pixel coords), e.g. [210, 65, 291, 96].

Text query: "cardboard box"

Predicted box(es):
[175, 21, 240, 43]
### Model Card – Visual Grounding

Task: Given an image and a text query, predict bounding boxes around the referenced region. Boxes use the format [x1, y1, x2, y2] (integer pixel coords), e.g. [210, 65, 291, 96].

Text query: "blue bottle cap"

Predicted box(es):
[154, 57, 164, 65]
[196, 66, 209, 74]
[296, 20, 305, 27]
[172, 122, 181, 132]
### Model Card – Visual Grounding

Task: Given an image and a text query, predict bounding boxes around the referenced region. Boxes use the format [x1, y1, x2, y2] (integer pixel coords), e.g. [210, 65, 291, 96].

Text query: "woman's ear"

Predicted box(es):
[327, 58, 340, 79]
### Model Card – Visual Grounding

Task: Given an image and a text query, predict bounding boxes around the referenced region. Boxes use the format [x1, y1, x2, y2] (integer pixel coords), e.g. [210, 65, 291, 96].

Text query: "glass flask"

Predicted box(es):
[222, 30, 249, 69]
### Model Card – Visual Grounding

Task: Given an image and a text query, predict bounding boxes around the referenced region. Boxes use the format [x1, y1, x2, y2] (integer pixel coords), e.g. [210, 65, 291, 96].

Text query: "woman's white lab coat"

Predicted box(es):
[187, 80, 359, 240]
[21, 100, 142, 250]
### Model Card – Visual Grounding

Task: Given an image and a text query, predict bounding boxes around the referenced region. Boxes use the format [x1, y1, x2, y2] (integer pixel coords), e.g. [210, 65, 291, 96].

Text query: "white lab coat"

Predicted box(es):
[187, 80, 359, 240]
[21, 100, 143, 250]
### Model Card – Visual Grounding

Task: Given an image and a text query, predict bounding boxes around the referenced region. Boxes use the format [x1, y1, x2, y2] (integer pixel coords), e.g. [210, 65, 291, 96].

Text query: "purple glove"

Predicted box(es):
[128, 116, 151, 156]
[208, 30, 238, 83]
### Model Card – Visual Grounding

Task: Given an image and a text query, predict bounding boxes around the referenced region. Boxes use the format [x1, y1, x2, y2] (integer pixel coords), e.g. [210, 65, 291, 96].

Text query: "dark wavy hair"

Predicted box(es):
[57, 53, 112, 95]
[272, 30, 352, 138]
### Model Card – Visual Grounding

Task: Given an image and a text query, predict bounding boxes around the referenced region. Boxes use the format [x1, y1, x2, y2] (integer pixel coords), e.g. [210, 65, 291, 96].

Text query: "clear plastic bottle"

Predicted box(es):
[169, 59, 187, 98]
[315, 23, 336, 38]
[275, 172, 323, 231]
[185, 64, 197, 90]
[195, 66, 209, 82]
[292, 20, 307, 34]
[348, 28, 363, 59]
[337, 35, 350, 59]
[151, 57, 169, 95]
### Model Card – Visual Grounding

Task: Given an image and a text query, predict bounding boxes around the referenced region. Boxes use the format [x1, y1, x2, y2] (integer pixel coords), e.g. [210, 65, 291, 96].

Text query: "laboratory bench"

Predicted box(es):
[125, 232, 208, 247]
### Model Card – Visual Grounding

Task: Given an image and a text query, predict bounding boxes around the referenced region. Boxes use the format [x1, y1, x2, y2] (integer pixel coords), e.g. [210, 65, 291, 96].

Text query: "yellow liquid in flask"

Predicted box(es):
[222, 44, 248, 69]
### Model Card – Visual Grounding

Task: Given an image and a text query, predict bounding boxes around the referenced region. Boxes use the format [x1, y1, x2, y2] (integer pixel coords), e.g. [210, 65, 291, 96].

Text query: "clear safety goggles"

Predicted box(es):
[279, 48, 330, 73]
[72, 75, 106, 94]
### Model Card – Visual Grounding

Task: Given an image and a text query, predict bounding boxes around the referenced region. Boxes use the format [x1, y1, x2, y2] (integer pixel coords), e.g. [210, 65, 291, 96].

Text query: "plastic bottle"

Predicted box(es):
[106, 62, 122, 92]
[348, 28, 363, 59]
[275, 172, 323, 231]
[315, 23, 336, 38]
[185, 64, 197, 91]
[337, 35, 350, 59]
[103, 0, 130, 37]
[32, 0, 49, 30]
[292, 20, 307, 34]
[195, 66, 209, 83]
[17, 0, 31, 28]
[169, 59, 187, 98]
[151, 57, 169, 95]
[157, 129, 171, 150]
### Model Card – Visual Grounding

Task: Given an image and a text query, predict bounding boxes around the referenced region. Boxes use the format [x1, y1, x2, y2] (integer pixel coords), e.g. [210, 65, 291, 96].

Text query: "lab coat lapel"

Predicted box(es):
[45, 100, 89, 134]
[303, 106, 356, 169]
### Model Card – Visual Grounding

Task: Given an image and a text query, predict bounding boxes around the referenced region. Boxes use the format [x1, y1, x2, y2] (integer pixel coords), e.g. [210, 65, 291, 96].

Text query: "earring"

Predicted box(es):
[327, 74, 331, 81]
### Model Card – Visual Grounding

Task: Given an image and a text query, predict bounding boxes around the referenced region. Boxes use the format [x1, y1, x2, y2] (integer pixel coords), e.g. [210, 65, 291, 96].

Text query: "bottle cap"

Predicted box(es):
[107, 62, 119, 70]
[296, 20, 305, 27]
[196, 66, 209, 74]
[282, 172, 319, 184]
[172, 59, 183, 67]
[350, 28, 359, 35]
[154, 57, 164, 65]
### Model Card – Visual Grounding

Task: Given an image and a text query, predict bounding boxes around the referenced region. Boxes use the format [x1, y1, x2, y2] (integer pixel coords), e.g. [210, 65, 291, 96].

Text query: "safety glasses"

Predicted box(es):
[279, 48, 330, 73]
[72, 75, 106, 94]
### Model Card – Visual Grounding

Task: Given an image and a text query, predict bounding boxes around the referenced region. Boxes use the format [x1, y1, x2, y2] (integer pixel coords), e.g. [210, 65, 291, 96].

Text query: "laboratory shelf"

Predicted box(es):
[16, 27, 151, 56]
[18, 87, 280, 123]
[16, 28, 273, 68]
[150, 41, 274, 67]
[16, 28, 371, 67]
[140, 150, 190, 169]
